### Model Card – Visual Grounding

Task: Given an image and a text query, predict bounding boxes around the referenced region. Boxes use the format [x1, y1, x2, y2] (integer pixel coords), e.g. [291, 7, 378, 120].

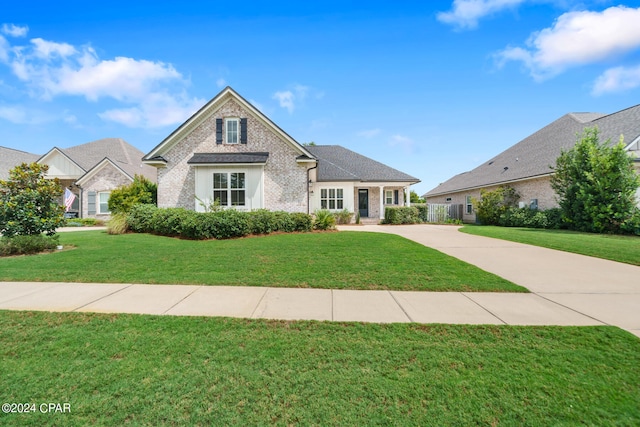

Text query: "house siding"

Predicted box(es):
[80, 163, 132, 219]
[426, 176, 557, 223]
[157, 98, 308, 212]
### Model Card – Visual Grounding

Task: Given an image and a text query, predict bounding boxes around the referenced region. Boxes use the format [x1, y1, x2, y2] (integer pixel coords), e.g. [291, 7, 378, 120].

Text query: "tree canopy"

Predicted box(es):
[550, 127, 639, 234]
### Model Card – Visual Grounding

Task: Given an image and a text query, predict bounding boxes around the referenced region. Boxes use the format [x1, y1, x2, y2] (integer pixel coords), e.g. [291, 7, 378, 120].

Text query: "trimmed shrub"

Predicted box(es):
[414, 204, 429, 222]
[150, 208, 191, 237]
[313, 210, 336, 230]
[206, 210, 250, 239]
[0, 234, 60, 256]
[247, 209, 279, 235]
[474, 186, 520, 225]
[499, 208, 548, 229]
[290, 212, 313, 232]
[126, 204, 158, 233]
[383, 206, 420, 224]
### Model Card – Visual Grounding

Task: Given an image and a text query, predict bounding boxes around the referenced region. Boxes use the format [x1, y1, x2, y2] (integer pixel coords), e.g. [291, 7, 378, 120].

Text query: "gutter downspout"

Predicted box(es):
[307, 164, 318, 215]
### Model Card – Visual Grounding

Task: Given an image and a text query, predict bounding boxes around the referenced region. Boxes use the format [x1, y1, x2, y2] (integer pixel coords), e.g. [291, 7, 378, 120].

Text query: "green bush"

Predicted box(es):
[206, 210, 250, 239]
[290, 212, 313, 232]
[108, 175, 157, 214]
[247, 209, 279, 235]
[473, 186, 520, 225]
[126, 204, 158, 233]
[414, 204, 429, 222]
[383, 206, 420, 224]
[313, 210, 336, 230]
[0, 234, 60, 256]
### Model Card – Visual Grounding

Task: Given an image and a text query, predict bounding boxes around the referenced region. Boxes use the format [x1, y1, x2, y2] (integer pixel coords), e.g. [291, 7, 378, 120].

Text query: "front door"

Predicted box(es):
[358, 189, 369, 217]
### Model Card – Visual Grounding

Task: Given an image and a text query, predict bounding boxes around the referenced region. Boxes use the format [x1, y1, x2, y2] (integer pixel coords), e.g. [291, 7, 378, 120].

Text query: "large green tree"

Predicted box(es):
[550, 127, 640, 234]
[0, 163, 65, 237]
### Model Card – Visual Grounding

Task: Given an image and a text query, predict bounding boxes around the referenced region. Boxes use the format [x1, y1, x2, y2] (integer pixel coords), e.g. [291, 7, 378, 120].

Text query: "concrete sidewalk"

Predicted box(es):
[1, 224, 638, 338]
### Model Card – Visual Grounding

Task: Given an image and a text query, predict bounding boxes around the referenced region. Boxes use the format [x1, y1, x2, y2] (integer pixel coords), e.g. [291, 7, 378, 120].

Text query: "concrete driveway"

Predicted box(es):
[340, 224, 640, 337]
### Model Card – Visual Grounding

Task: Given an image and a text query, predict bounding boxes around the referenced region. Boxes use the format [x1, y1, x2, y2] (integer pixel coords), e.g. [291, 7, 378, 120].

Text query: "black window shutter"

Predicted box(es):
[88, 191, 96, 215]
[394, 190, 399, 205]
[216, 119, 223, 144]
[240, 118, 247, 144]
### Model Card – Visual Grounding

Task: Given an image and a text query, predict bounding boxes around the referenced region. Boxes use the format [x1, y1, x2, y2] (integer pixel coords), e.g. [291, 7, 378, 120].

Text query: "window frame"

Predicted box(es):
[466, 195, 473, 214]
[213, 171, 246, 207]
[98, 191, 111, 214]
[320, 188, 344, 210]
[385, 190, 393, 205]
[225, 118, 239, 144]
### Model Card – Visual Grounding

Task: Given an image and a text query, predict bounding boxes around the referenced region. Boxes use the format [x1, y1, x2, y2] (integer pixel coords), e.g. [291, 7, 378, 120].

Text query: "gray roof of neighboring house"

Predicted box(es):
[425, 104, 640, 197]
[56, 138, 157, 182]
[307, 145, 420, 183]
[0, 146, 40, 180]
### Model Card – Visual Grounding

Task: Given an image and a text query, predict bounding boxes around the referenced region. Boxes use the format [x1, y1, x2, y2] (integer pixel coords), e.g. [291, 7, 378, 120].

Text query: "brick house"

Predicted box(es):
[143, 87, 419, 220]
[424, 104, 640, 223]
[37, 139, 157, 219]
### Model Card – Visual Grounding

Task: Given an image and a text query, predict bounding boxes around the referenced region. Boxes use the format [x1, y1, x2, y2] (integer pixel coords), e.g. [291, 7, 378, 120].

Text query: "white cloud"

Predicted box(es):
[0, 35, 8, 62]
[592, 64, 640, 95]
[357, 128, 381, 138]
[438, 0, 525, 30]
[216, 77, 227, 88]
[272, 84, 315, 113]
[0, 104, 62, 125]
[496, 6, 640, 80]
[1, 24, 28, 38]
[273, 90, 295, 113]
[0, 33, 204, 128]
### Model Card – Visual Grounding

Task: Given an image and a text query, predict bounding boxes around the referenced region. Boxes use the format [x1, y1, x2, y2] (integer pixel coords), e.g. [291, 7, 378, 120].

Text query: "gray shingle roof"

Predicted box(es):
[188, 152, 269, 164]
[0, 147, 40, 180]
[425, 104, 640, 197]
[306, 145, 419, 183]
[58, 138, 156, 182]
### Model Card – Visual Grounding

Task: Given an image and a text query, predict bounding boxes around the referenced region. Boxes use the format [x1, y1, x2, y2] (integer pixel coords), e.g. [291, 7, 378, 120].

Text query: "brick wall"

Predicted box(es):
[157, 98, 308, 212]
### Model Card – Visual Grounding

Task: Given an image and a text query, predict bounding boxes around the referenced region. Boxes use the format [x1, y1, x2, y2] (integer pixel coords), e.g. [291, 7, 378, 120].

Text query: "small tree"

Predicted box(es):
[108, 175, 158, 214]
[551, 127, 640, 234]
[473, 186, 520, 225]
[0, 163, 65, 237]
[410, 191, 425, 204]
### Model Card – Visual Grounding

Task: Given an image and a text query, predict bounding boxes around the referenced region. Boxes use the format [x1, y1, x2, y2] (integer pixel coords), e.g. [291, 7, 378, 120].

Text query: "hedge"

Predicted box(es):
[126, 205, 313, 239]
[383, 206, 420, 224]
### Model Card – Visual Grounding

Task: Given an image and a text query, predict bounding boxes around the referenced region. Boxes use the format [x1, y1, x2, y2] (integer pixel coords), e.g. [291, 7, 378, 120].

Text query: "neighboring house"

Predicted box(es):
[37, 138, 157, 219]
[424, 104, 640, 223]
[143, 86, 419, 220]
[0, 147, 40, 180]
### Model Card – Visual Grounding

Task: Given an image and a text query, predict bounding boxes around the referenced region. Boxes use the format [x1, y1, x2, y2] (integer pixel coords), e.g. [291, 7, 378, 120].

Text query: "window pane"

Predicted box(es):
[214, 173, 228, 189]
[329, 200, 335, 209]
[321, 189, 327, 198]
[226, 119, 238, 143]
[214, 190, 228, 206]
[99, 192, 110, 213]
[231, 173, 245, 189]
[337, 200, 343, 209]
[329, 189, 335, 198]
[337, 189, 343, 199]
[321, 200, 327, 209]
[231, 190, 245, 206]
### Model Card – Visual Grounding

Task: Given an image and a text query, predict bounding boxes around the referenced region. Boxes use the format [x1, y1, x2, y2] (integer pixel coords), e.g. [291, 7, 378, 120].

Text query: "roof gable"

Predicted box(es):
[0, 147, 41, 180]
[143, 86, 315, 163]
[38, 148, 86, 179]
[307, 145, 419, 183]
[76, 158, 135, 186]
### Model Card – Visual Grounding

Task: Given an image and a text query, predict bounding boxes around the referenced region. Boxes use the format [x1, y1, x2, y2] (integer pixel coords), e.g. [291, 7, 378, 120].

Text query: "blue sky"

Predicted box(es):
[2, 1, 640, 195]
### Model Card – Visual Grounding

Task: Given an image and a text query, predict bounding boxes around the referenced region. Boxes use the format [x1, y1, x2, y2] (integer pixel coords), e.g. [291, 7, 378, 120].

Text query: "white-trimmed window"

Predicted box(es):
[226, 118, 239, 144]
[213, 172, 245, 207]
[385, 190, 393, 205]
[98, 192, 111, 214]
[320, 188, 343, 210]
[466, 195, 473, 214]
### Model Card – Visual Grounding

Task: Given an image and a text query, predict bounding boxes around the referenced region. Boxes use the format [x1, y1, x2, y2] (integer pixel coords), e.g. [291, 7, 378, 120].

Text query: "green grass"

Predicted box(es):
[460, 225, 640, 266]
[0, 230, 525, 292]
[1, 311, 638, 426]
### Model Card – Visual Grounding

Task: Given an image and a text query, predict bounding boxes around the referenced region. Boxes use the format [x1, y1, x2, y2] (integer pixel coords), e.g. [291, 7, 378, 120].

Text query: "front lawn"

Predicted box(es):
[460, 225, 640, 266]
[0, 230, 525, 292]
[1, 311, 638, 426]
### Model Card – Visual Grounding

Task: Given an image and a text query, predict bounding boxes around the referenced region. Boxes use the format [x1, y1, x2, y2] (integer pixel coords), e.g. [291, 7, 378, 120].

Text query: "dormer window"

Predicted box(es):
[226, 118, 239, 144]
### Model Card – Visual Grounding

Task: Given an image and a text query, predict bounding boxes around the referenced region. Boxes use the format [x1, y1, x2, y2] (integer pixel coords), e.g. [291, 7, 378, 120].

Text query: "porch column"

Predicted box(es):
[405, 185, 411, 207]
[379, 185, 385, 219]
